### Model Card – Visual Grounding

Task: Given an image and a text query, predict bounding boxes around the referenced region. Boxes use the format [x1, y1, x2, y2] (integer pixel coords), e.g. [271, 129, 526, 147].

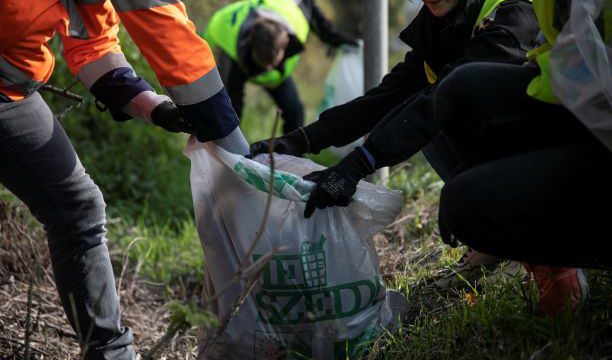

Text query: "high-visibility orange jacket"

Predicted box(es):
[0, 0, 238, 141]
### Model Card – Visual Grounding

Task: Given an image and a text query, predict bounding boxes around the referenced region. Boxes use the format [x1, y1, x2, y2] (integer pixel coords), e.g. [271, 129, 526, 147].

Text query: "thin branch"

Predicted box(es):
[39, 83, 83, 102]
[39, 83, 85, 119]
[199, 248, 277, 359]
[241, 108, 282, 267]
[23, 272, 35, 360]
[147, 109, 285, 359]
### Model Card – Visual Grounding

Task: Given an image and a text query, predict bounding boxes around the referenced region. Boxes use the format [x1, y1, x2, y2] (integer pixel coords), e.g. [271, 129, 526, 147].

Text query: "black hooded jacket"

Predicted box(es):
[305, 0, 539, 169]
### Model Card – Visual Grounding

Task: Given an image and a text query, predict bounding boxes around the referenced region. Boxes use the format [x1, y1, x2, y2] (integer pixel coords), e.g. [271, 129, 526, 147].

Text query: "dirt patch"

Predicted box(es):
[0, 200, 196, 359]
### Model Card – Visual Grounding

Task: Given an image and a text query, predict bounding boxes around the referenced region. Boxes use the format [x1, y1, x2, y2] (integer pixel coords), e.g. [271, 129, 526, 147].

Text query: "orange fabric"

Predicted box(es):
[59, 1, 123, 75]
[0, 1, 63, 100]
[0, 0, 121, 100]
[1, 0, 217, 101]
[116, 2, 217, 87]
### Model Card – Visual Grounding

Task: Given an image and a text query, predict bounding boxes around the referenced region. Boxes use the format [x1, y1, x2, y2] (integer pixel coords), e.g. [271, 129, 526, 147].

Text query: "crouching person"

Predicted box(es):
[250, 0, 539, 288]
[435, 0, 611, 316]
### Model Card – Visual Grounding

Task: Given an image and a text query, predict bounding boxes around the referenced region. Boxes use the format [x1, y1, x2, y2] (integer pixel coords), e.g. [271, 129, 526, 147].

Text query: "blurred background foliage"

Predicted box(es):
[42, 0, 417, 224]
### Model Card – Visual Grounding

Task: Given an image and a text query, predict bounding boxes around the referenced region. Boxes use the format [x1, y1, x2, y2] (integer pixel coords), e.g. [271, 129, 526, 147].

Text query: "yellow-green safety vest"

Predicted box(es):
[528, 0, 612, 104]
[425, 0, 512, 84]
[204, 0, 310, 88]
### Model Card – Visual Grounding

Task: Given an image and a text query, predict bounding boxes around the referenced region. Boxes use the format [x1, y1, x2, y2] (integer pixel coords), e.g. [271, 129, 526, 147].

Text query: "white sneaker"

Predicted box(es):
[435, 248, 525, 289]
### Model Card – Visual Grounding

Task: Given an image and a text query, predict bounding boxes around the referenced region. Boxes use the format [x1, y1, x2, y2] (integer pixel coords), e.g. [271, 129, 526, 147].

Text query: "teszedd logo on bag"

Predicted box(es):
[253, 235, 383, 326]
[187, 142, 406, 359]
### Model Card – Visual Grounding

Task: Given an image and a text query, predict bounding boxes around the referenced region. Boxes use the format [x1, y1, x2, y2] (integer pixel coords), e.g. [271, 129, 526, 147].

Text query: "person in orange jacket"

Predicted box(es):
[0, 0, 249, 358]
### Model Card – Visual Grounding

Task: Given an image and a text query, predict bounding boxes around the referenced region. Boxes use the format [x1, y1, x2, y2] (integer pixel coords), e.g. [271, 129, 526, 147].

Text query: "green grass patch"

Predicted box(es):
[109, 213, 204, 287]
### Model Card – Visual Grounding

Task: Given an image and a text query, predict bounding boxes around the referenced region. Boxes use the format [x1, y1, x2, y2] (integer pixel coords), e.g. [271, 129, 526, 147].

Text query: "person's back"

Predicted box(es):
[249, 0, 539, 288]
[204, 0, 358, 134]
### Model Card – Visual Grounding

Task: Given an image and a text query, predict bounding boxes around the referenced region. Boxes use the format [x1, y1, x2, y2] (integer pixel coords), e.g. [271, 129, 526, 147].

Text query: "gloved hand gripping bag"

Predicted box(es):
[184, 138, 408, 359]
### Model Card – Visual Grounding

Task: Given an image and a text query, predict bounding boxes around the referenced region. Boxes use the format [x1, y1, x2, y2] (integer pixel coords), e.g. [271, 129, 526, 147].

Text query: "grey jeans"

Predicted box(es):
[0, 93, 135, 359]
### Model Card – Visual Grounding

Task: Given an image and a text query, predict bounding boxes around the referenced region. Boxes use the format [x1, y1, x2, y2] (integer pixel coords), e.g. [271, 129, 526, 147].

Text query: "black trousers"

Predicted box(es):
[434, 62, 612, 269]
[224, 61, 305, 134]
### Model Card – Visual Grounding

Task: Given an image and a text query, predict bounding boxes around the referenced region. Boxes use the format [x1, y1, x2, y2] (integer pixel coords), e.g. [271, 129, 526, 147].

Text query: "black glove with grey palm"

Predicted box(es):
[150, 101, 194, 134]
[303, 148, 375, 218]
[249, 127, 311, 157]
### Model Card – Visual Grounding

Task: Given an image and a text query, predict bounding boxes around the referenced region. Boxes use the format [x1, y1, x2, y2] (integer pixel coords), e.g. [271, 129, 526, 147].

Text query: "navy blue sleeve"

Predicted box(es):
[179, 88, 240, 142]
[89, 67, 153, 121]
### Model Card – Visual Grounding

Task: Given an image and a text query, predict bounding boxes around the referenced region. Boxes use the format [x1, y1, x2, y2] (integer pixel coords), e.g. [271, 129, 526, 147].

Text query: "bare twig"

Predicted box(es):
[143, 245, 287, 360]
[385, 213, 416, 229]
[23, 272, 35, 360]
[117, 237, 144, 302]
[39, 82, 83, 102]
[199, 247, 282, 359]
[11, 218, 54, 284]
[146, 109, 284, 359]
[1, 336, 52, 357]
[205, 109, 282, 355]
[39, 82, 84, 119]
[241, 108, 282, 267]
[40, 321, 77, 339]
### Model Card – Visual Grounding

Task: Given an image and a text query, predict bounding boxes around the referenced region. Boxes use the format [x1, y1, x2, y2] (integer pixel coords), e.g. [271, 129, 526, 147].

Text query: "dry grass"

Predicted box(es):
[0, 200, 198, 359]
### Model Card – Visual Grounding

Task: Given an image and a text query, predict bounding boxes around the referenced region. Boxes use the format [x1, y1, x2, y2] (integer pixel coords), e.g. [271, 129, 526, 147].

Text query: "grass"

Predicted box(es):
[109, 213, 204, 288]
[4, 3, 612, 356]
[3, 122, 612, 358]
[374, 270, 612, 359]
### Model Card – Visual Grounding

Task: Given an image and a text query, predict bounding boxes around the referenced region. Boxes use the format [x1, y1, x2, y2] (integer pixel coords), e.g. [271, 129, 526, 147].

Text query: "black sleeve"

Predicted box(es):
[306, 0, 353, 47]
[359, 0, 539, 169]
[437, 0, 539, 80]
[305, 50, 428, 153]
[363, 87, 438, 168]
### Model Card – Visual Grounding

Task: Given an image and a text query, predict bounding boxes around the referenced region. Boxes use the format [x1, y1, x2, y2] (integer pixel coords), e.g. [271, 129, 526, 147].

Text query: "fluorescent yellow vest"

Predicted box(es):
[528, 0, 612, 104]
[205, 0, 310, 88]
[526, 0, 562, 104]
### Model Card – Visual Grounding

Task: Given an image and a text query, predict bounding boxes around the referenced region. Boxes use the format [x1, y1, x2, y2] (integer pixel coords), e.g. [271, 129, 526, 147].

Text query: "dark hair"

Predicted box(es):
[249, 18, 288, 68]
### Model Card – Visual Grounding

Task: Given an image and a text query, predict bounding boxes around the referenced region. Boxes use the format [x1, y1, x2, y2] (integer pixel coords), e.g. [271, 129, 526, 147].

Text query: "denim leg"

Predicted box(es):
[0, 93, 135, 359]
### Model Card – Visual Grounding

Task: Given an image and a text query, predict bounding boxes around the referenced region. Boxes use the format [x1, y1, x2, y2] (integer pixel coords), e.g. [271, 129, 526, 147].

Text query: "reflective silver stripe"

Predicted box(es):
[164, 67, 224, 105]
[78, 52, 132, 89]
[110, 0, 180, 12]
[60, 0, 89, 39]
[0, 56, 43, 96]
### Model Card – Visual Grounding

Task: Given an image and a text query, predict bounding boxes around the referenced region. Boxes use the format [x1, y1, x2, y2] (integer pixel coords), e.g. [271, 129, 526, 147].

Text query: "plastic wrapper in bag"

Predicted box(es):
[551, 0, 612, 150]
[317, 42, 365, 158]
[185, 139, 408, 359]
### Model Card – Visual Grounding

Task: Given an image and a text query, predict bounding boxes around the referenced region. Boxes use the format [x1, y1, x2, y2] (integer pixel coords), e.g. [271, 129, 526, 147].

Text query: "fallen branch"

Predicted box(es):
[23, 272, 35, 360]
[39, 82, 84, 119]
[146, 109, 285, 359]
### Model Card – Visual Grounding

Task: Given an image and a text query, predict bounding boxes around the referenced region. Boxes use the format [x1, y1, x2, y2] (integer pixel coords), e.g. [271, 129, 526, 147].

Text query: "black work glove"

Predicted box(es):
[303, 148, 375, 218]
[249, 127, 310, 157]
[150, 101, 194, 134]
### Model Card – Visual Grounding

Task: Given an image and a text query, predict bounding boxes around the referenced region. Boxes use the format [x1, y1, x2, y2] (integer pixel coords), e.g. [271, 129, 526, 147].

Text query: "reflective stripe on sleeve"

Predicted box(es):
[60, 0, 89, 39]
[78, 52, 132, 89]
[164, 67, 224, 105]
[0, 56, 43, 96]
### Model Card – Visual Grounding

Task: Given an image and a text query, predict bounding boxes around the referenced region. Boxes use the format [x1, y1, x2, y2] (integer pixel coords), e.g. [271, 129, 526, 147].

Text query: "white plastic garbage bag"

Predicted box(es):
[318, 43, 365, 158]
[185, 138, 407, 359]
[551, 0, 612, 150]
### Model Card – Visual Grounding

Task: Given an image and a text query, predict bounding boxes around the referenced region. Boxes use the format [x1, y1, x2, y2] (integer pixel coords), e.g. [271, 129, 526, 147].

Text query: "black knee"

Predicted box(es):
[438, 174, 494, 254]
[433, 63, 484, 133]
